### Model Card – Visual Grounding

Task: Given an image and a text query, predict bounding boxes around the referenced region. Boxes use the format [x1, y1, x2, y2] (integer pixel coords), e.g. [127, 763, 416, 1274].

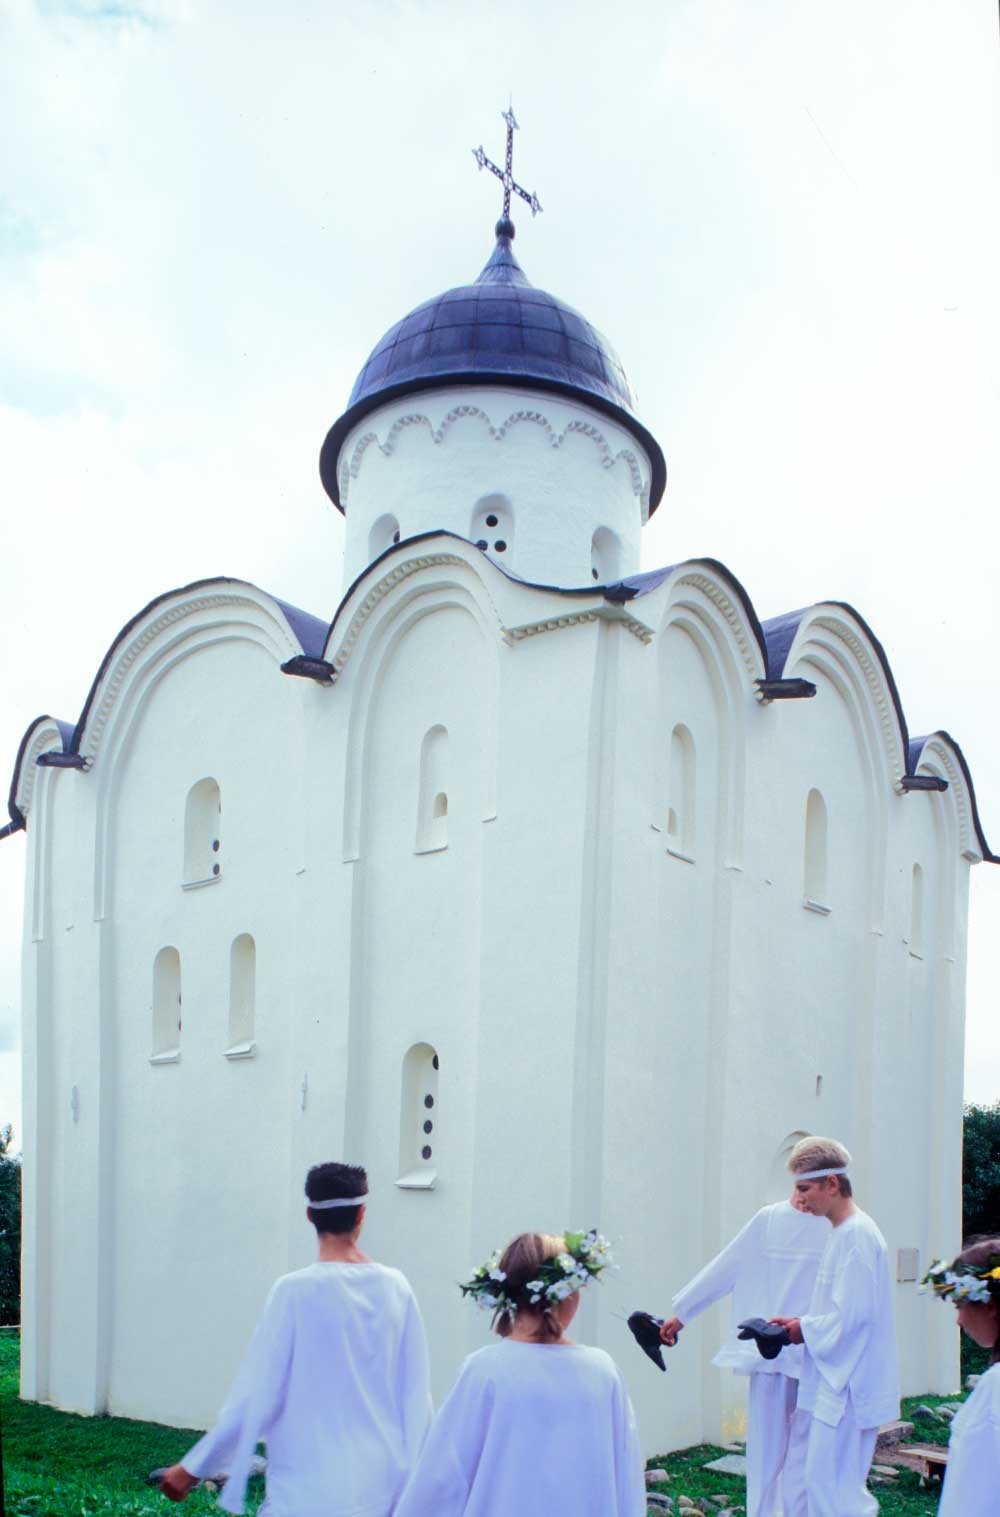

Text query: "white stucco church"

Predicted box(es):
[6, 153, 996, 1455]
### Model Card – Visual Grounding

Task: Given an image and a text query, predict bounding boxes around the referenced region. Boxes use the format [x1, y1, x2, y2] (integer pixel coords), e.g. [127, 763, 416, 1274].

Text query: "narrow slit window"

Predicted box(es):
[152, 946, 181, 1061]
[909, 864, 924, 958]
[804, 788, 829, 911]
[397, 1043, 439, 1189]
[183, 777, 221, 887]
[666, 724, 695, 860]
[415, 725, 448, 853]
[369, 512, 401, 561]
[590, 526, 622, 584]
[227, 933, 256, 1056]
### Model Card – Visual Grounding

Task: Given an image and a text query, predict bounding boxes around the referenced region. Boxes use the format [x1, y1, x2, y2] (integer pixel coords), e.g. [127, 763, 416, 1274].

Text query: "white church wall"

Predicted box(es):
[336, 386, 650, 590]
[96, 636, 305, 1427]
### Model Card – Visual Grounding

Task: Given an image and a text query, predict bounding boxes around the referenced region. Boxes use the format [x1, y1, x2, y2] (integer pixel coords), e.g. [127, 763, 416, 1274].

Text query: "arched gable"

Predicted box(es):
[910, 732, 995, 864]
[334, 541, 503, 861]
[5, 716, 74, 833]
[769, 602, 908, 795]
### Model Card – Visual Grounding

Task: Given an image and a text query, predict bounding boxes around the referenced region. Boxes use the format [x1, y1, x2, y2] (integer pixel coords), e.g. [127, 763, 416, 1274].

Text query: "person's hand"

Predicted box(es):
[769, 1316, 803, 1344]
[159, 1466, 197, 1502]
[659, 1316, 684, 1346]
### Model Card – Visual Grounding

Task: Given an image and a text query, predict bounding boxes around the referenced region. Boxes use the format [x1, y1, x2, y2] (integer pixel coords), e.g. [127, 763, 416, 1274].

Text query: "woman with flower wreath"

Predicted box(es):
[394, 1228, 645, 1517]
[922, 1237, 1000, 1515]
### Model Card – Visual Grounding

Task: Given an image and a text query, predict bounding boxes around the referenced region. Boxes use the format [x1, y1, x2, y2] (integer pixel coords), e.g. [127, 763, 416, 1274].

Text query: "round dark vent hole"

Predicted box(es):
[432, 1054, 439, 1069]
[421, 1146, 432, 1160]
[486, 514, 498, 527]
[495, 540, 507, 552]
[476, 539, 488, 550]
[424, 1094, 434, 1109]
[393, 529, 400, 544]
[423, 1119, 433, 1134]
[592, 568, 599, 581]
[212, 863, 221, 876]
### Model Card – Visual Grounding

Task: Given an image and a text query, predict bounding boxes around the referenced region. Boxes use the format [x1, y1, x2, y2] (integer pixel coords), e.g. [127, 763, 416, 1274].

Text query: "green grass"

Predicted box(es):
[0, 1333, 262, 1516]
[0, 1331, 981, 1516]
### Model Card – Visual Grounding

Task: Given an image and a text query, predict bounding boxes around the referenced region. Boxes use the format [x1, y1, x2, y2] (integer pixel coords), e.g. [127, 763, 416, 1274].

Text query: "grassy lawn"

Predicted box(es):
[0, 1333, 262, 1517]
[1, 1330, 987, 1515]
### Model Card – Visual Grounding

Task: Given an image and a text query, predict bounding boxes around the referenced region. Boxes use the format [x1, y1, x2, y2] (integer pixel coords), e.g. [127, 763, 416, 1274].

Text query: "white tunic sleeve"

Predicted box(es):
[611, 1363, 646, 1516]
[799, 1242, 873, 1397]
[393, 1358, 491, 1517]
[938, 1365, 1000, 1516]
[396, 1288, 434, 1467]
[672, 1210, 763, 1325]
[182, 1280, 294, 1513]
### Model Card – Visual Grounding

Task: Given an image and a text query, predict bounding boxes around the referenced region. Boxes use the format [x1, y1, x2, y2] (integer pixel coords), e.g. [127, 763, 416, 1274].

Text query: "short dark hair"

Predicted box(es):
[305, 1162, 368, 1236]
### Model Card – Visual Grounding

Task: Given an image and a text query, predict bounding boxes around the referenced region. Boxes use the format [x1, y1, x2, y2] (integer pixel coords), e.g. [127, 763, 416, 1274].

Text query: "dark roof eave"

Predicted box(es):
[319, 370, 667, 516]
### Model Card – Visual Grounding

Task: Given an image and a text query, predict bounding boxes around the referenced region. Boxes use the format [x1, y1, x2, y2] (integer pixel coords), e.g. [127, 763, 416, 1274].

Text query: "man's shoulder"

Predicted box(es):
[839, 1209, 889, 1259]
[269, 1262, 416, 1298]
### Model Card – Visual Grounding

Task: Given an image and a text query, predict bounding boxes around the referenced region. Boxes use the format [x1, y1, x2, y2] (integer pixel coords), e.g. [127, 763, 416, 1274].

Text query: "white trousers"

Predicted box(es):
[745, 1372, 799, 1517]
[783, 1408, 879, 1517]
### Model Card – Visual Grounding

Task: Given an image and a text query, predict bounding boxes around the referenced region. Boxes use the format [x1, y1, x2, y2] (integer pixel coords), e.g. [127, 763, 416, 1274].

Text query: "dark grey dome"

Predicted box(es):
[320, 225, 666, 512]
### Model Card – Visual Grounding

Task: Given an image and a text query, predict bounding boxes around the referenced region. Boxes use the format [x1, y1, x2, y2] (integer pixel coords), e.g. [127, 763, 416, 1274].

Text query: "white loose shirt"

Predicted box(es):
[797, 1209, 899, 1430]
[672, 1202, 830, 1376]
[938, 1362, 1000, 1516]
[394, 1340, 646, 1517]
[183, 1262, 432, 1517]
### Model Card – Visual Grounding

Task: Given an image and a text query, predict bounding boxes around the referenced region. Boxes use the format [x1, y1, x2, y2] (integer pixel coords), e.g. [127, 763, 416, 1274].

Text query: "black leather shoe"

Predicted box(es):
[736, 1317, 792, 1360]
[628, 1310, 667, 1371]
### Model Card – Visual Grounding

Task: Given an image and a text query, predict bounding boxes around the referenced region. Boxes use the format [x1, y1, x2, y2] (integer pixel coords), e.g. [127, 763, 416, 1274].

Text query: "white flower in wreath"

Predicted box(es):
[489, 1268, 507, 1282]
[557, 1253, 576, 1274]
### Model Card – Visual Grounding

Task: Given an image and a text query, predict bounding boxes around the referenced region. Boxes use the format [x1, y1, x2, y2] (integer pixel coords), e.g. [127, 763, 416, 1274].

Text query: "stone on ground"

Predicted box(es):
[702, 1453, 748, 1477]
[875, 1419, 913, 1448]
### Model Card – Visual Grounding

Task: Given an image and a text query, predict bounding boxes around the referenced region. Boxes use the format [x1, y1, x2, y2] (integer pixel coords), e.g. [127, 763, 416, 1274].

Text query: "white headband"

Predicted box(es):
[794, 1166, 848, 1180]
[306, 1194, 368, 1210]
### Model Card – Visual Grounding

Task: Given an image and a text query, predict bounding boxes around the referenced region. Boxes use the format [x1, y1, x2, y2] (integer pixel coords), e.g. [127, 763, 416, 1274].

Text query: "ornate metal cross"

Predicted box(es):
[472, 106, 543, 220]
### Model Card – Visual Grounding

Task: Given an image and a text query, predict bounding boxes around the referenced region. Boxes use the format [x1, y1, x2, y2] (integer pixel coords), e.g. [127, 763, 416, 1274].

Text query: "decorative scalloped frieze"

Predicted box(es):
[672, 572, 763, 681]
[84, 593, 299, 761]
[328, 552, 505, 675]
[506, 611, 599, 642]
[342, 403, 648, 503]
[810, 613, 907, 787]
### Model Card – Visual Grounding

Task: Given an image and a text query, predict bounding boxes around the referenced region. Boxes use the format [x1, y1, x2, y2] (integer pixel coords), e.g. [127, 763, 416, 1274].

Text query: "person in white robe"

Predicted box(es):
[394, 1228, 645, 1517]
[657, 1196, 830, 1517]
[921, 1236, 1000, 1515]
[159, 1163, 432, 1517]
[771, 1137, 899, 1517]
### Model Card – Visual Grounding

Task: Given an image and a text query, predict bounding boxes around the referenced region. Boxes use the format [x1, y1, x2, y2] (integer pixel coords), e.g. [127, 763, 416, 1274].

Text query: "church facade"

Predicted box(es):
[7, 210, 994, 1453]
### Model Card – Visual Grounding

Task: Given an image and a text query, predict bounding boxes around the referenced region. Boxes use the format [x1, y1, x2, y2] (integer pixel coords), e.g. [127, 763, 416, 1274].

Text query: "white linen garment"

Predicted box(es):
[393, 1340, 646, 1517]
[672, 1201, 830, 1377]
[938, 1361, 1000, 1516]
[182, 1262, 432, 1517]
[783, 1409, 878, 1517]
[671, 1202, 829, 1517]
[796, 1209, 899, 1431]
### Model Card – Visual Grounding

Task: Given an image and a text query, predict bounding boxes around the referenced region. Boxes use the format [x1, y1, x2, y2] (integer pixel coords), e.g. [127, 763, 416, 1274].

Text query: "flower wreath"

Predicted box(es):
[921, 1252, 1000, 1306]
[459, 1229, 614, 1316]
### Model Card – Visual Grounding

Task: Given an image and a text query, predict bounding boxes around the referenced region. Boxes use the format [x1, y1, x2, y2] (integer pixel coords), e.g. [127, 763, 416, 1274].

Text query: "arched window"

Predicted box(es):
[151, 946, 181, 1062]
[183, 778, 221, 888]
[226, 933, 256, 1057]
[397, 1042, 439, 1189]
[369, 512, 401, 561]
[803, 789, 829, 912]
[590, 526, 622, 584]
[470, 494, 514, 561]
[909, 864, 924, 959]
[415, 725, 448, 853]
[666, 724, 696, 861]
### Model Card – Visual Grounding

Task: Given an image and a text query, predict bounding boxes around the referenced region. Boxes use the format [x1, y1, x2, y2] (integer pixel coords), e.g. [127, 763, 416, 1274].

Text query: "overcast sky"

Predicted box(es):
[1, 0, 998, 1142]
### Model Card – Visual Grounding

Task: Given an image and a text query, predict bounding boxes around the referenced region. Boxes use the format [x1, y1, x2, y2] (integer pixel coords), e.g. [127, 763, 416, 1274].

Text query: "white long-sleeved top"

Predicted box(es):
[182, 1262, 432, 1517]
[393, 1339, 646, 1517]
[938, 1361, 1000, 1516]
[797, 1209, 899, 1430]
[671, 1202, 830, 1377]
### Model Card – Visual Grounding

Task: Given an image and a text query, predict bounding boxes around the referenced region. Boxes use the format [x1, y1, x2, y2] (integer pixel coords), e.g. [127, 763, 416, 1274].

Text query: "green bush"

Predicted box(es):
[0, 1124, 21, 1326]
[963, 1101, 1000, 1242]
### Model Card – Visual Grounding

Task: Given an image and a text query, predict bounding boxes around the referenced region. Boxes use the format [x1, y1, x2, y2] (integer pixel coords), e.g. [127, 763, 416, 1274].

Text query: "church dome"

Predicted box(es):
[319, 220, 667, 512]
